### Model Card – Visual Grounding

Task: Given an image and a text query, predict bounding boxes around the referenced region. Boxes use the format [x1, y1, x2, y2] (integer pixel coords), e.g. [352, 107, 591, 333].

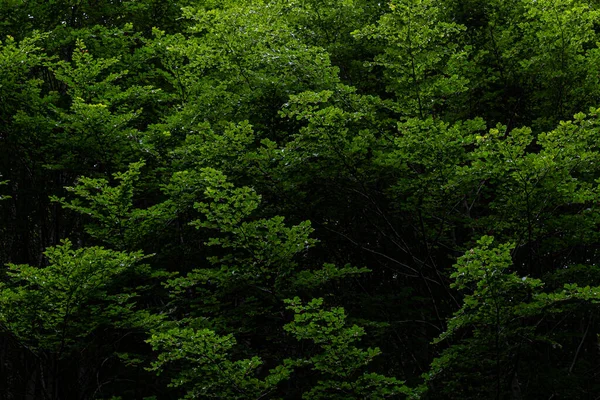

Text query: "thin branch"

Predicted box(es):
[569, 314, 592, 374]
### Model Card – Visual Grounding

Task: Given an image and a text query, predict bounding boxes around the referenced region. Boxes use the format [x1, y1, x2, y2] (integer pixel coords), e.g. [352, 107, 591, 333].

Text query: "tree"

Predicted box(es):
[0, 240, 162, 399]
[427, 236, 600, 399]
[3, 0, 600, 398]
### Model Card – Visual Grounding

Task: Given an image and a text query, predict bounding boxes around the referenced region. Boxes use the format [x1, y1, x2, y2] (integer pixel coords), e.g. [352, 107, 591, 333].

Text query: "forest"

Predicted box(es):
[1, 0, 600, 398]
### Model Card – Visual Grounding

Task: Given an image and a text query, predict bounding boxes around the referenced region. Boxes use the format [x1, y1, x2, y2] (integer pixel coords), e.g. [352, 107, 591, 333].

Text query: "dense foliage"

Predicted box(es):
[1, 0, 600, 398]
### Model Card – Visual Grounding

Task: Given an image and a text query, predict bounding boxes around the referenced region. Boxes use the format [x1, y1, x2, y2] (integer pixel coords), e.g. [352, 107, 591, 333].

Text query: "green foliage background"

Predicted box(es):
[1, 0, 600, 399]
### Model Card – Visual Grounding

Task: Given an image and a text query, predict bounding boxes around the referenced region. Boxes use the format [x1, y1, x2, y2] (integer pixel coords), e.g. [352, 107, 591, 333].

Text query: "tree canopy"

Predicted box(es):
[1, 0, 600, 399]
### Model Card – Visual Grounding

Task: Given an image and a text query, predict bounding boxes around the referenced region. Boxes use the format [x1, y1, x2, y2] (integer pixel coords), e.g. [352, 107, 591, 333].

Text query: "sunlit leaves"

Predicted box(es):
[148, 327, 289, 399]
[354, 0, 469, 117]
[0, 240, 155, 354]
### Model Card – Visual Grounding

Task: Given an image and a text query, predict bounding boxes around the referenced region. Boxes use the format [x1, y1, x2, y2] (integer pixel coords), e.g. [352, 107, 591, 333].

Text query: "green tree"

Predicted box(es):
[354, 0, 470, 118]
[427, 236, 600, 399]
[0, 240, 162, 399]
[148, 297, 414, 399]
[4, 0, 600, 398]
